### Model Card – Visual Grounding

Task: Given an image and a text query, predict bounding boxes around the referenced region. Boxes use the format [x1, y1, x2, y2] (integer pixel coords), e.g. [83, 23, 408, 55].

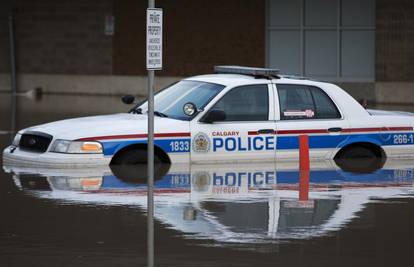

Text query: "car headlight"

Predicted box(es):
[50, 140, 103, 154]
[12, 133, 22, 147]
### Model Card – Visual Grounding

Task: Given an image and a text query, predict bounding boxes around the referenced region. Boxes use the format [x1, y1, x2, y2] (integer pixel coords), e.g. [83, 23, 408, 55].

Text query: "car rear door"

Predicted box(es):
[274, 83, 350, 160]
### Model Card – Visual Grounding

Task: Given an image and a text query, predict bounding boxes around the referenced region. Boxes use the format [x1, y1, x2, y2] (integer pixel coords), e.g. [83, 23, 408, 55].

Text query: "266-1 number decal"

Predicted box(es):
[393, 134, 414, 144]
[169, 141, 190, 152]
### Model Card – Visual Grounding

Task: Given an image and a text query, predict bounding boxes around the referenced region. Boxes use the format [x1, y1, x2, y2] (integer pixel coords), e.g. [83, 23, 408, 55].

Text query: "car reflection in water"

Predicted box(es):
[3, 158, 414, 245]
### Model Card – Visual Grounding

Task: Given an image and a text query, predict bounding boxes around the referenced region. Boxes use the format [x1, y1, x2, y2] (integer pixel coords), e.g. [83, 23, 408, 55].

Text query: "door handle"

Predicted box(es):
[257, 129, 275, 134]
[328, 127, 342, 133]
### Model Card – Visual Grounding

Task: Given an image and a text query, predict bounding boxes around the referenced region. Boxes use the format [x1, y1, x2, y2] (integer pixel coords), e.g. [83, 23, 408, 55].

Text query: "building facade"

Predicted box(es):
[0, 0, 413, 104]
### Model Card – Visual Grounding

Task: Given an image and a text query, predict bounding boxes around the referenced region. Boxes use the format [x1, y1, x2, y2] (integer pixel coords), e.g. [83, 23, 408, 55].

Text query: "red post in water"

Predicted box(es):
[299, 135, 310, 201]
[299, 135, 310, 171]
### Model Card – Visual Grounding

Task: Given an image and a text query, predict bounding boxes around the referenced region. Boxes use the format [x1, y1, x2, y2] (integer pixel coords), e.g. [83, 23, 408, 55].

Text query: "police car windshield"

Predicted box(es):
[139, 80, 225, 121]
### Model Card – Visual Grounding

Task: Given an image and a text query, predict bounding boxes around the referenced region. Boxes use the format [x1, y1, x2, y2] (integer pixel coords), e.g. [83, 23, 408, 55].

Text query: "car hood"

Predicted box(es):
[21, 113, 190, 140]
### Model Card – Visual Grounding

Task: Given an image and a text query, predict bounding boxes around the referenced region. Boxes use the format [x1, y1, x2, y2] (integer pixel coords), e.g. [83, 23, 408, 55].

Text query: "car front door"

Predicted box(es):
[190, 84, 276, 163]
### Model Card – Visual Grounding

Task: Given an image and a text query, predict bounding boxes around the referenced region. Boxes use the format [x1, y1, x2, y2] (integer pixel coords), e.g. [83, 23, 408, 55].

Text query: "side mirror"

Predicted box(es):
[201, 109, 226, 123]
[122, 95, 135, 105]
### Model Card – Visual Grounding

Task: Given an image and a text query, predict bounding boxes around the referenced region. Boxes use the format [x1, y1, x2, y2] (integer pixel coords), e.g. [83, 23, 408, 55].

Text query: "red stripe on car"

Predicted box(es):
[248, 126, 413, 136]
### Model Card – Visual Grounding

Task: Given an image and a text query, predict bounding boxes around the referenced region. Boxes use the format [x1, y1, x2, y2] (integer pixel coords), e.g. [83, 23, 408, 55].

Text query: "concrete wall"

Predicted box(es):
[0, 0, 413, 105]
[376, 0, 414, 82]
[336, 82, 376, 103]
[376, 82, 414, 105]
[0, 23, 10, 73]
[0, 0, 265, 96]
[0, 0, 13, 73]
[113, 0, 265, 76]
[1, 0, 265, 77]
[375, 0, 414, 104]
[0, 73, 181, 96]
[3, 0, 113, 75]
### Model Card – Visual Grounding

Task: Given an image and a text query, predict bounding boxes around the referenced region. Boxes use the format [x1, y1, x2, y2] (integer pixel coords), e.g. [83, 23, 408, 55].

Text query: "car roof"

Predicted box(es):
[185, 73, 328, 87]
[185, 73, 369, 118]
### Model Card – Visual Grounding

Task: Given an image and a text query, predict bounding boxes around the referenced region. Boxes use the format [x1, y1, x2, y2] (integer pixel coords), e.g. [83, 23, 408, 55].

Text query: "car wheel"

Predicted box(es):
[112, 149, 162, 165]
[334, 157, 385, 173]
[335, 145, 385, 173]
[110, 163, 170, 183]
[338, 146, 378, 159]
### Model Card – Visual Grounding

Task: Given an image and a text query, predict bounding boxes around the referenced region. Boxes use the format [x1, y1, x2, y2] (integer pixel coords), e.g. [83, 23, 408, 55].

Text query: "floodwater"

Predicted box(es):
[1, 93, 414, 267]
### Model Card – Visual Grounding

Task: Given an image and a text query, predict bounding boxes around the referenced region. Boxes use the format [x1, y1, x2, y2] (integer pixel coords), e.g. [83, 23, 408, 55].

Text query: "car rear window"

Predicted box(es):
[277, 84, 341, 120]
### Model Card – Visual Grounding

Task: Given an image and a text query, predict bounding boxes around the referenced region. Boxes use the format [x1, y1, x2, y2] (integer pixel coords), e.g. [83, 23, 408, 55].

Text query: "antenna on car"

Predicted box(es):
[214, 65, 280, 79]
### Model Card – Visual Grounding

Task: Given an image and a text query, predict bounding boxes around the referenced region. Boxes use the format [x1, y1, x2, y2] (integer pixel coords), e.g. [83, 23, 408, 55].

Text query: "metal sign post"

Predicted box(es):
[146, 3, 162, 267]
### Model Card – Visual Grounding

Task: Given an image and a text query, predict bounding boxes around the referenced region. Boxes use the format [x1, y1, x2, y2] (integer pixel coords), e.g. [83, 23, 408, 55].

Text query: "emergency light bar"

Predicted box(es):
[214, 65, 280, 79]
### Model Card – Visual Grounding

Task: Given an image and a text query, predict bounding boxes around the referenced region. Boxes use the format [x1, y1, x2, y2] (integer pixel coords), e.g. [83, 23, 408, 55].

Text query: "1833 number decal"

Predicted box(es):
[169, 140, 190, 152]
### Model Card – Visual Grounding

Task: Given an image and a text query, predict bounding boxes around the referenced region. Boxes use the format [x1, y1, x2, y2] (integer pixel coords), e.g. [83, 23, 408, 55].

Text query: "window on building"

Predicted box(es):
[212, 85, 269, 121]
[277, 84, 341, 120]
[267, 0, 375, 81]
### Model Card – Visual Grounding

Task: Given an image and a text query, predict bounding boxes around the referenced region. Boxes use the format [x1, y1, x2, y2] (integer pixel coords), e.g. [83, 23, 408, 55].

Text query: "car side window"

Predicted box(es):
[277, 84, 340, 120]
[211, 84, 269, 121]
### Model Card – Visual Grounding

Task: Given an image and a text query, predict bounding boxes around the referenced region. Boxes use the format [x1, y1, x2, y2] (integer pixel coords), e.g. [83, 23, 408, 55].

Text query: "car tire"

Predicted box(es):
[112, 149, 162, 165]
[339, 146, 377, 159]
[334, 157, 385, 173]
[110, 163, 170, 183]
[335, 145, 385, 173]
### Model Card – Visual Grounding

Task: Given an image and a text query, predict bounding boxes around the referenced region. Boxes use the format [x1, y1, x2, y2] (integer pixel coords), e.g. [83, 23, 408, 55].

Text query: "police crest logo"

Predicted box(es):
[192, 132, 210, 152]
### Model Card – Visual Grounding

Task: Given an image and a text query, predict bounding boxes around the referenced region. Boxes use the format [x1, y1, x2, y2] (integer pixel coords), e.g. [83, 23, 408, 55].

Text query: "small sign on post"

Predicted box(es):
[146, 8, 163, 70]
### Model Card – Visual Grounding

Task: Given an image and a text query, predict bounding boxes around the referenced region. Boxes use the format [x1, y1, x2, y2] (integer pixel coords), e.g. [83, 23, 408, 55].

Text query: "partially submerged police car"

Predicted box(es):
[3, 66, 414, 167]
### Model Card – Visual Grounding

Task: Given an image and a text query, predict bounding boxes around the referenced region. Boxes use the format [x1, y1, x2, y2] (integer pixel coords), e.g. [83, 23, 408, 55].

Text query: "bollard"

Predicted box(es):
[299, 135, 310, 201]
[299, 135, 310, 171]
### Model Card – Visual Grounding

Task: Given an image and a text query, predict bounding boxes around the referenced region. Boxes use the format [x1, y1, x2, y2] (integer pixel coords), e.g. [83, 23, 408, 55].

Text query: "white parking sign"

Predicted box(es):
[146, 8, 163, 70]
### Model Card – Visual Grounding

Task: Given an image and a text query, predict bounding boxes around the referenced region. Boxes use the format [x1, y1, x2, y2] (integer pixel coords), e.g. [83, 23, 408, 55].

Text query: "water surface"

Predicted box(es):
[1, 93, 414, 267]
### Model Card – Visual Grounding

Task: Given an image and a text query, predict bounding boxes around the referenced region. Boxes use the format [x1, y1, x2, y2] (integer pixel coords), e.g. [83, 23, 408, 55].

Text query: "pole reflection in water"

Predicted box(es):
[110, 164, 169, 267]
[148, 168, 154, 267]
[3, 158, 414, 247]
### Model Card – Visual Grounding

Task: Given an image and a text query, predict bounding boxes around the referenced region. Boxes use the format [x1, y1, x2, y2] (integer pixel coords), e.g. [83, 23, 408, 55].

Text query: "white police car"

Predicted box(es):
[3, 66, 414, 167]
